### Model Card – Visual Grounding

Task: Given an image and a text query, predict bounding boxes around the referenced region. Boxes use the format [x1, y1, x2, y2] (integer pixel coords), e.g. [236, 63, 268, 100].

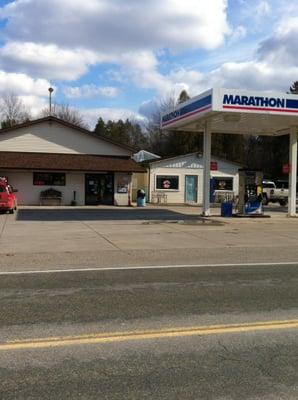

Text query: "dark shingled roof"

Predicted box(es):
[0, 152, 146, 173]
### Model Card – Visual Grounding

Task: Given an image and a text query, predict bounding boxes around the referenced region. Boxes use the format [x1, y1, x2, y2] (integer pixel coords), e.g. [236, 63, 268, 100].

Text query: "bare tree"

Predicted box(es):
[146, 91, 188, 155]
[40, 103, 89, 129]
[0, 92, 31, 128]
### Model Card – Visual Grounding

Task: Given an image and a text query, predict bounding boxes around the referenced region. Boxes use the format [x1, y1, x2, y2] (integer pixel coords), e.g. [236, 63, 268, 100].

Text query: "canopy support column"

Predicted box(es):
[202, 120, 211, 216]
[288, 127, 297, 217]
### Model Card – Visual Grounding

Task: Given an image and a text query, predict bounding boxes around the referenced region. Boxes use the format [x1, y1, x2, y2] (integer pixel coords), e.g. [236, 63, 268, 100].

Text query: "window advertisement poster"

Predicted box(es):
[117, 175, 129, 193]
[156, 175, 179, 190]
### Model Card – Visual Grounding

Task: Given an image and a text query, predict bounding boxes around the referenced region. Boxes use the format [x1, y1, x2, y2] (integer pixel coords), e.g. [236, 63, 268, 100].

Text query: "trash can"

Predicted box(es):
[221, 202, 233, 217]
[136, 189, 146, 207]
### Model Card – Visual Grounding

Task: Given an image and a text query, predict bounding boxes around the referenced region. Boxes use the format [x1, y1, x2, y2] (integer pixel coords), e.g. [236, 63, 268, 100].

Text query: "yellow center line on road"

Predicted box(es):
[2, 319, 298, 351]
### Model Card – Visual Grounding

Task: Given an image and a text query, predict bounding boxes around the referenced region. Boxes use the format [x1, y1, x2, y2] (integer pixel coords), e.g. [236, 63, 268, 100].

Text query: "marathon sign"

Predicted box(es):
[222, 93, 298, 113]
[162, 109, 181, 124]
[223, 94, 285, 108]
[161, 93, 212, 128]
[161, 88, 298, 131]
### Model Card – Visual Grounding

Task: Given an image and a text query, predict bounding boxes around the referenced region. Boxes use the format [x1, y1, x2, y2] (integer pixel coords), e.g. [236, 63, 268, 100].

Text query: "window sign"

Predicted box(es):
[117, 175, 129, 193]
[213, 177, 233, 191]
[33, 172, 66, 186]
[156, 175, 179, 190]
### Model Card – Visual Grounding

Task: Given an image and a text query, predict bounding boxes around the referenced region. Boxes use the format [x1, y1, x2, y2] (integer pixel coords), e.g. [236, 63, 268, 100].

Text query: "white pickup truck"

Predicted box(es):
[262, 180, 288, 206]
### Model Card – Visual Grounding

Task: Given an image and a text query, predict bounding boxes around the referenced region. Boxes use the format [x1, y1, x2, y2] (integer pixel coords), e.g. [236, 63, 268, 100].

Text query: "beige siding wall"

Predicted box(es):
[132, 171, 149, 201]
[114, 173, 132, 206]
[1, 170, 85, 205]
[0, 121, 131, 156]
[150, 167, 204, 204]
[1, 171, 132, 206]
[210, 158, 240, 197]
[149, 154, 240, 204]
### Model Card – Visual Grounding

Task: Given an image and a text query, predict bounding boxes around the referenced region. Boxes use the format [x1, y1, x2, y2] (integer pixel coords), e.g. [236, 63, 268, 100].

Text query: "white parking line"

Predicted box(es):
[0, 261, 298, 275]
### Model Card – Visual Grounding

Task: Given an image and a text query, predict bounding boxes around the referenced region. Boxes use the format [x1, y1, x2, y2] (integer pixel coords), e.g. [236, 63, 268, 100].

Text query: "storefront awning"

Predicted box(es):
[0, 152, 146, 173]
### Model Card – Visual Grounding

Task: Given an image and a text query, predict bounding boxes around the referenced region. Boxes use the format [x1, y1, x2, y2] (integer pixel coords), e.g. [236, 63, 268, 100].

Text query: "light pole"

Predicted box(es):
[48, 87, 54, 115]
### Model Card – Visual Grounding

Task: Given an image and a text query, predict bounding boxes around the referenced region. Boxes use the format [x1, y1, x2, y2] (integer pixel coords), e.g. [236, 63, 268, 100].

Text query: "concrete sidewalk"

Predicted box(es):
[0, 205, 297, 270]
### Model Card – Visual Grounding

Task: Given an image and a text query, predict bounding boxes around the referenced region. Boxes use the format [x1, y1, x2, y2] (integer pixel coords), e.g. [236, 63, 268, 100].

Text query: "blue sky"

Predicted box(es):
[0, 0, 297, 128]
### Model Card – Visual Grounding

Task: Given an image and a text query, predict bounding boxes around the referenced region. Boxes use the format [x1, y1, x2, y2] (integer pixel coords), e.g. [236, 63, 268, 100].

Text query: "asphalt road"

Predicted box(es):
[1, 263, 298, 399]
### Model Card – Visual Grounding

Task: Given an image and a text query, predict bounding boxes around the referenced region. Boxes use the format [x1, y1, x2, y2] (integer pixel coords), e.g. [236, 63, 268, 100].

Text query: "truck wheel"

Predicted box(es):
[9, 208, 14, 214]
[262, 194, 268, 205]
[279, 199, 288, 206]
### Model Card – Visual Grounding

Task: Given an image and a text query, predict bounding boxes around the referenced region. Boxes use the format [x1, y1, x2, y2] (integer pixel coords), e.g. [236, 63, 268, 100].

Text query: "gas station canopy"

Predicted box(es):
[161, 88, 298, 135]
[161, 88, 298, 216]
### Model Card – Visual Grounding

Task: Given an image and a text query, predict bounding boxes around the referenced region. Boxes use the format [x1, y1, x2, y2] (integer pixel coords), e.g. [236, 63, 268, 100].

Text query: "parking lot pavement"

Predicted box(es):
[0, 205, 298, 271]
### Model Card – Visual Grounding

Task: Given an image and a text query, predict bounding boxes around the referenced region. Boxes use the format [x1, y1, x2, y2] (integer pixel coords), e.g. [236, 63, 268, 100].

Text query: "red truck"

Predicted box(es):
[0, 177, 18, 214]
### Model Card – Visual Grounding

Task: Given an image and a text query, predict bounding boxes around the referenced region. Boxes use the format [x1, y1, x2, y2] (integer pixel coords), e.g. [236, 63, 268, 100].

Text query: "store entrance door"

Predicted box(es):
[85, 173, 114, 205]
[185, 175, 198, 203]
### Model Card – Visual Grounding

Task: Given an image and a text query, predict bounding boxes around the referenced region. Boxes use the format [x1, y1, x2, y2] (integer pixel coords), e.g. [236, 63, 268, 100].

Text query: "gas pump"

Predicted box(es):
[238, 169, 263, 215]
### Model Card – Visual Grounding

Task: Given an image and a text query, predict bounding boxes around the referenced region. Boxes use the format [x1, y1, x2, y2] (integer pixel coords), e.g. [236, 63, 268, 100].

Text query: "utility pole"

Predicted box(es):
[48, 87, 54, 115]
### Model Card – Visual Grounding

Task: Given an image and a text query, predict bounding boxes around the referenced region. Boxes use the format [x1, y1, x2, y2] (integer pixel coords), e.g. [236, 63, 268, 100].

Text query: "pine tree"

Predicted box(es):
[94, 117, 106, 137]
[178, 89, 190, 104]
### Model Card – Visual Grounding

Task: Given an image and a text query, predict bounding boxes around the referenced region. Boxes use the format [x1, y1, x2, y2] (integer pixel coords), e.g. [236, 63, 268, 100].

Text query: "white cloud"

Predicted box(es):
[0, 1, 231, 86]
[0, 70, 51, 96]
[165, 58, 298, 97]
[169, 69, 205, 96]
[256, 0, 270, 19]
[205, 61, 298, 92]
[159, 12, 298, 95]
[256, 16, 298, 71]
[237, 0, 272, 26]
[1, 0, 230, 52]
[229, 25, 247, 42]
[0, 0, 231, 97]
[107, 51, 170, 94]
[19, 95, 48, 117]
[138, 100, 160, 118]
[64, 84, 120, 99]
[124, 64, 206, 100]
[126, 66, 172, 94]
[0, 42, 105, 80]
[120, 51, 158, 72]
[276, 16, 298, 36]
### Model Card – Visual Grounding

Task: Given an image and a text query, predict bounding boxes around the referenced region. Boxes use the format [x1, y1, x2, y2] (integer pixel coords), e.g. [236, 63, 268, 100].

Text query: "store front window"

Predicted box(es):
[85, 173, 114, 205]
[213, 177, 233, 191]
[156, 175, 179, 190]
[210, 176, 234, 203]
[33, 172, 66, 186]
